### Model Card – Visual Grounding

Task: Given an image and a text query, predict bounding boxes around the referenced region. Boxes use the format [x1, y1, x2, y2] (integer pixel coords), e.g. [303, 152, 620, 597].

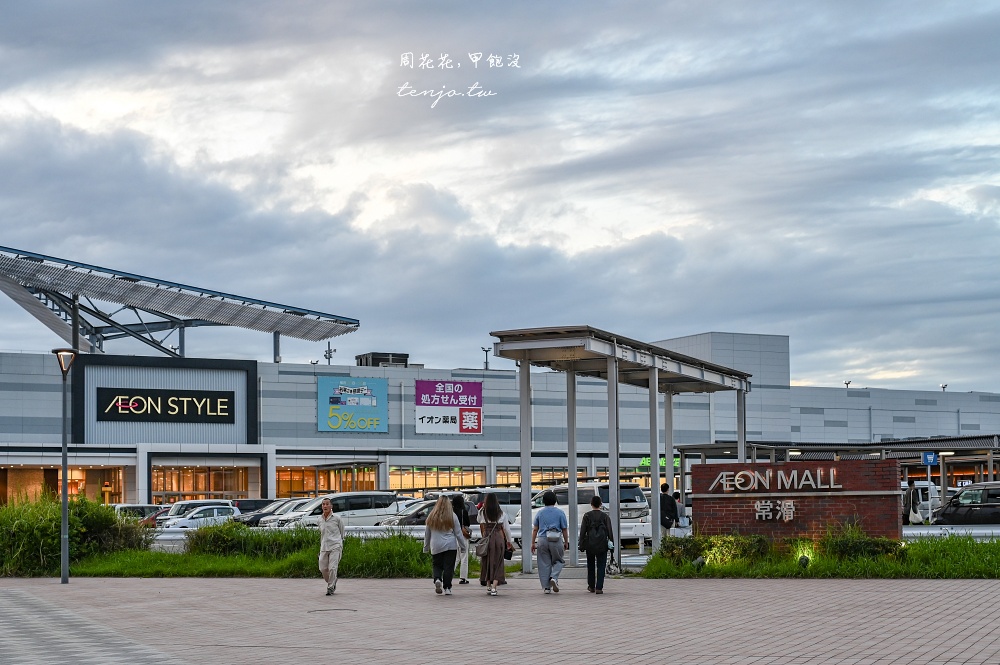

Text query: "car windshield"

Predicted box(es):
[397, 500, 434, 516]
[599, 486, 647, 505]
[167, 503, 199, 516]
[258, 500, 290, 515]
[275, 499, 311, 514]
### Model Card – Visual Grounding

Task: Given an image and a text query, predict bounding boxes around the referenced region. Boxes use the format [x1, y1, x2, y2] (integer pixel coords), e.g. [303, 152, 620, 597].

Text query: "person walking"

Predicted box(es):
[531, 490, 568, 594]
[673, 491, 687, 527]
[451, 494, 472, 585]
[660, 482, 679, 531]
[477, 492, 514, 596]
[423, 495, 467, 595]
[318, 497, 345, 596]
[579, 495, 614, 594]
[903, 478, 922, 525]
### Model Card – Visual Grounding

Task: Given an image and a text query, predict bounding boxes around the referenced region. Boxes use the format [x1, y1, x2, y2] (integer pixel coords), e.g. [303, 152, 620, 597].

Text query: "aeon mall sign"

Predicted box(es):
[691, 459, 902, 539]
[709, 467, 844, 492]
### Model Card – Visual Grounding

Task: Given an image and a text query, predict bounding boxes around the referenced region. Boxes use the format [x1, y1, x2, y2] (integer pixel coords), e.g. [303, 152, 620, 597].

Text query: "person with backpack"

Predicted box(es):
[579, 494, 614, 594]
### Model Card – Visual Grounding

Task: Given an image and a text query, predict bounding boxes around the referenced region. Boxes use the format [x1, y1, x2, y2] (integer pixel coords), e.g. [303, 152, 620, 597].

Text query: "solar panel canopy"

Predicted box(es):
[0, 247, 359, 343]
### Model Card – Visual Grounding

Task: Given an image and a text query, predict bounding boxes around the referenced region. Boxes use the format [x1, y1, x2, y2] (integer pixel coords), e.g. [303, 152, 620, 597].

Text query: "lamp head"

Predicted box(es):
[51, 348, 77, 377]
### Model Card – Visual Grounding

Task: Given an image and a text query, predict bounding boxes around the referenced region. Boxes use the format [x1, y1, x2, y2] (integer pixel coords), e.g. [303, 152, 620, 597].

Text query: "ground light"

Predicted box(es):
[52, 347, 77, 585]
[692, 556, 705, 570]
[798, 555, 810, 568]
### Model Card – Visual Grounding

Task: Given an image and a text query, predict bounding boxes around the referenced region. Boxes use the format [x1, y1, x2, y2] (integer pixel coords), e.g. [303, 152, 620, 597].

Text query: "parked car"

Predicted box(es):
[932, 482, 1000, 525]
[513, 482, 649, 543]
[141, 507, 171, 527]
[458, 488, 522, 522]
[257, 498, 315, 528]
[163, 505, 241, 529]
[233, 498, 294, 527]
[376, 499, 436, 526]
[233, 498, 277, 513]
[424, 490, 481, 524]
[156, 499, 234, 526]
[288, 491, 411, 528]
[111, 504, 163, 519]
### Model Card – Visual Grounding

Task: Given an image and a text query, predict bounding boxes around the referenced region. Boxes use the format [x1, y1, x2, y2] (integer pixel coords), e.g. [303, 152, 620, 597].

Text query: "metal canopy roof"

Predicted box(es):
[676, 434, 1000, 461]
[491, 325, 751, 394]
[0, 246, 359, 354]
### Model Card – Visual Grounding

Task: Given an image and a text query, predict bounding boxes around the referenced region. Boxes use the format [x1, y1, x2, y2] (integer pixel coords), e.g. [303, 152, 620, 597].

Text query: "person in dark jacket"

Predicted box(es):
[451, 494, 471, 584]
[660, 483, 679, 530]
[903, 479, 922, 525]
[579, 495, 614, 594]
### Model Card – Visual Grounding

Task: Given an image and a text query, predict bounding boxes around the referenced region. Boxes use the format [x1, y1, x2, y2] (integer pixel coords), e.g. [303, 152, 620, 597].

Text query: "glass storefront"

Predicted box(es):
[276, 466, 377, 497]
[0, 466, 123, 504]
[389, 466, 486, 492]
[151, 466, 248, 503]
[496, 466, 588, 489]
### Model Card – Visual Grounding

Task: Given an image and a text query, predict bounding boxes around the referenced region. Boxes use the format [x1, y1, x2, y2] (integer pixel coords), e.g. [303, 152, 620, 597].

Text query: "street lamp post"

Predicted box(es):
[52, 348, 77, 584]
[481, 346, 490, 371]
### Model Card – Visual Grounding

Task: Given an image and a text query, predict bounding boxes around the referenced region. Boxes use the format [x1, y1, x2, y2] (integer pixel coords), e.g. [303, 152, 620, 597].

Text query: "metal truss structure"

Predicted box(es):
[0, 246, 359, 358]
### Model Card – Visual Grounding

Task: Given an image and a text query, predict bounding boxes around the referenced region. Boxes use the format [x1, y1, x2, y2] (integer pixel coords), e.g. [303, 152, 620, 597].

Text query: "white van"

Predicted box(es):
[902, 481, 943, 520]
[459, 488, 522, 523]
[288, 491, 409, 528]
[513, 482, 650, 542]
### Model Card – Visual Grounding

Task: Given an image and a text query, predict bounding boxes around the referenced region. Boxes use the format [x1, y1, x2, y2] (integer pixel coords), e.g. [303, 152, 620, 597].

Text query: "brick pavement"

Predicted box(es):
[2, 574, 999, 664]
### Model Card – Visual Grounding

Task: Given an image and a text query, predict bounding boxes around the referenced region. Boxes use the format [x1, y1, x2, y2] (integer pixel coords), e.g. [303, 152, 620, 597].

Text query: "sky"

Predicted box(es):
[1, 1, 999, 392]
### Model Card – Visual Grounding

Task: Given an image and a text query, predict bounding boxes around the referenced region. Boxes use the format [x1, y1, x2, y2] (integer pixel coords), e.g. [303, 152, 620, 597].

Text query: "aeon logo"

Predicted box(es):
[709, 468, 844, 492]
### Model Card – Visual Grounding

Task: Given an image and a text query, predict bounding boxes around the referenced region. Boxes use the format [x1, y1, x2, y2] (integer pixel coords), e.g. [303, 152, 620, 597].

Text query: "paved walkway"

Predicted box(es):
[3, 573, 999, 664]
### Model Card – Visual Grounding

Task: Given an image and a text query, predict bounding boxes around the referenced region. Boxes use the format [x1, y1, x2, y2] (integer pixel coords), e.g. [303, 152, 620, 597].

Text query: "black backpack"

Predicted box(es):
[585, 516, 609, 552]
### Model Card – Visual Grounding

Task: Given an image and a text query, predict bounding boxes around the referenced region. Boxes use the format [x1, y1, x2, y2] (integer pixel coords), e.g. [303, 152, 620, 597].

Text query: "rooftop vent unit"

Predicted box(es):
[355, 352, 409, 368]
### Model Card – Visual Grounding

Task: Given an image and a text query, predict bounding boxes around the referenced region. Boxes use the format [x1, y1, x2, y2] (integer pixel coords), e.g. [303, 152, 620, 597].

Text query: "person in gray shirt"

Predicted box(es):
[531, 490, 569, 594]
[423, 496, 467, 595]
[318, 498, 345, 596]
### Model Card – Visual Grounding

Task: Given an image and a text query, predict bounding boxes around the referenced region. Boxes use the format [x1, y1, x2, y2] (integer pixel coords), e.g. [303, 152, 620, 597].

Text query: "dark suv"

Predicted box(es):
[233, 498, 279, 513]
[932, 482, 1000, 525]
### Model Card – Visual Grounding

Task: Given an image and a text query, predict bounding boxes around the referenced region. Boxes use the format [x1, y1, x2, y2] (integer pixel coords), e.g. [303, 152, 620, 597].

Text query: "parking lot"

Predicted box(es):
[5, 574, 1000, 664]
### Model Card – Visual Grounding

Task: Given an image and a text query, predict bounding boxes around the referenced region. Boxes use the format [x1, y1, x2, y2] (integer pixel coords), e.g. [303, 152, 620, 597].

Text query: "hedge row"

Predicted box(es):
[0, 495, 153, 576]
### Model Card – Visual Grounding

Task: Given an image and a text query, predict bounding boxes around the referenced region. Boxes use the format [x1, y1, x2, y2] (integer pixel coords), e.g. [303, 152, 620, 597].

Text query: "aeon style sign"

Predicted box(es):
[97, 388, 236, 424]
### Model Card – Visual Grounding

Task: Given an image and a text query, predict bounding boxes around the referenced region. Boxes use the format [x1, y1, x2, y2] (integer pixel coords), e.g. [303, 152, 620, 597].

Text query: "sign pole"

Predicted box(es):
[926, 461, 932, 523]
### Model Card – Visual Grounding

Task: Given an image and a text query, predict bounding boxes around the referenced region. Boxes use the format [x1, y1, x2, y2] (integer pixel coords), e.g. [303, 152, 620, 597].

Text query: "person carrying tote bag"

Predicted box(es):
[477, 493, 513, 596]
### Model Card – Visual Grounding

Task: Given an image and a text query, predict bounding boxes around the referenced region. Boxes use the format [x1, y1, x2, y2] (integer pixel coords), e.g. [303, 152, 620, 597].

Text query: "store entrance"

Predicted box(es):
[151, 466, 252, 503]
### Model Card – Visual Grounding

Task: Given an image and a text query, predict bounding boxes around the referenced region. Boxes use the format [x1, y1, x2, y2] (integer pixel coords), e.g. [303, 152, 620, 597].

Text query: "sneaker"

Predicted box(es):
[489, 587, 498, 596]
[444, 588, 452, 596]
[458, 578, 469, 584]
[326, 587, 333, 596]
[549, 578, 559, 593]
[544, 588, 552, 594]
[596, 589, 604, 594]
[588, 586, 595, 593]
[435, 579, 443, 594]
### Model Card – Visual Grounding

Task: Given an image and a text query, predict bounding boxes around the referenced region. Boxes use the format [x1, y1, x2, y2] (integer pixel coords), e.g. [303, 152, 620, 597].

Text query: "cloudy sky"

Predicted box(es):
[1, 1, 999, 392]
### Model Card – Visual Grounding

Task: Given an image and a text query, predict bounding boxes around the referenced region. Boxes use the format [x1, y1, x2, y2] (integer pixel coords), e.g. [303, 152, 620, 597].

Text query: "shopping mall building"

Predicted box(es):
[3, 331, 1000, 504]
[2, 246, 999, 505]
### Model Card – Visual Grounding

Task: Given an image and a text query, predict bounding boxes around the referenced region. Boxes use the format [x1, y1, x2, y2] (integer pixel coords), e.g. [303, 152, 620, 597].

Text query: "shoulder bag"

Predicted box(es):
[475, 521, 499, 557]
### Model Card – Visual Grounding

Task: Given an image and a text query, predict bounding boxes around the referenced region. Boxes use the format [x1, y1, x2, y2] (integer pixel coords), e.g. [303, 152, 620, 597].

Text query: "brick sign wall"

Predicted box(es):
[691, 459, 901, 540]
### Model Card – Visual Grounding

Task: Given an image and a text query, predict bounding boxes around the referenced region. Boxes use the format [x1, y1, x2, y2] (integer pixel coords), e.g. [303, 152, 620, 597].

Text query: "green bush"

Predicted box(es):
[186, 521, 319, 558]
[0, 495, 152, 576]
[185, 523, 433, 578]
[657, 533, 772, 566]
[818, 523, 905, 561]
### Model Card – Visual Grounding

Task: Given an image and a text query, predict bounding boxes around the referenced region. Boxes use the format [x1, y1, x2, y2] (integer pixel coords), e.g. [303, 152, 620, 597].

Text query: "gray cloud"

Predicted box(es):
[1, 1, 1000, 394]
